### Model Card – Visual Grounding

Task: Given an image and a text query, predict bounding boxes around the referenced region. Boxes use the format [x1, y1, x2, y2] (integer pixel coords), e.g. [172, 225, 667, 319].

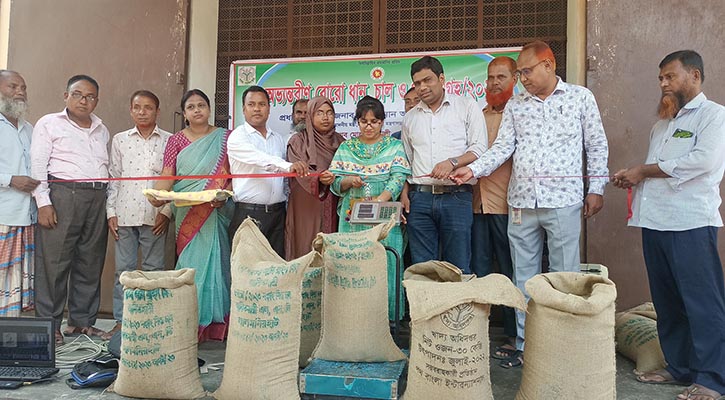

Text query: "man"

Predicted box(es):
[613, 50, 725, 400]
[227, 85, 307, 258]
[0, 70, 38, 317]
[105, 90, 172, 338]
[452, 41, 609, 368]
[291, 98, 308, 134]
[31, 75, 110, 344]
[471, 56, 518, 360]
[401, 55, 486, 272]
[392, 88, 420, 139]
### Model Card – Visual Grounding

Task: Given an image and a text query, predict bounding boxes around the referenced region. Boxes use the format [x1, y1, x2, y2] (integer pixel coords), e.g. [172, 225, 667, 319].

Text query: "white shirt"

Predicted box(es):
[107, 125, 172, 226]
[469, 78, 609, 209]
[227, 121, 292, 204]
[629, 93, 725, 231]
[0, 114, 34, 226]
[402, 92, 487, 185]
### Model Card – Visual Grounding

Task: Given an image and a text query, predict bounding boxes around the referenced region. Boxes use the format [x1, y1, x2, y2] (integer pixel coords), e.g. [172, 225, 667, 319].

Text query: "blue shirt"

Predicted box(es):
[0, 114, 35, 226]
[629, 93, 725, 231]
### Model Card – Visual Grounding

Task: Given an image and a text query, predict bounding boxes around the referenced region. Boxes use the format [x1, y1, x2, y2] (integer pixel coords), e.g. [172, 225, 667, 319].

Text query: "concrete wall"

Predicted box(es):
[586, 0, 725, 309]
[6, 0, 189, 315]
[187, 0, 219, 124]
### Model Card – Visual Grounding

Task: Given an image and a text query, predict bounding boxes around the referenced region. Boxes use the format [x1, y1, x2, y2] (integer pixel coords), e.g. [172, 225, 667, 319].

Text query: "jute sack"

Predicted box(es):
[299, 266, 323, 367]
[404, 260, 464, 282]
[402, 273, 526, 400]
[615, 302, 665, 373]
[517, 272, 617, 400]
[310, 220, 406, 362]
[214, 218, 319, 400]
[110, 268, 204, 399]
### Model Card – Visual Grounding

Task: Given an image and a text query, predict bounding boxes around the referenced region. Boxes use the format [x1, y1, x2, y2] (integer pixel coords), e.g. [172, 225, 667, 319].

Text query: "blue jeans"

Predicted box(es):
[471, 213, 516, 338]
[407, 191, 473, 273]
[642, 227, 725, 393]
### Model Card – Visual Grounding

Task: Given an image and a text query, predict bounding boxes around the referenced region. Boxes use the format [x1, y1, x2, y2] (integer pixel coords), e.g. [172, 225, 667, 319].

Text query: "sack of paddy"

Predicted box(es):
[517, 272, 617, 400]
[402, 272, 526, 400]
[214, 218, 319, 400]
[404, 260, 465, 283]
[110, 268, 204, 399]
[299, 266, 323, 367]
[615, 302, 665, 373]
[310, 220, 406, 362]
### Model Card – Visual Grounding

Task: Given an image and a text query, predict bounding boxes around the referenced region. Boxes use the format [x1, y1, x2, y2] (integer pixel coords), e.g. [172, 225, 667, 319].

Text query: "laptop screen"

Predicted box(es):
[0, 317, 55, 367]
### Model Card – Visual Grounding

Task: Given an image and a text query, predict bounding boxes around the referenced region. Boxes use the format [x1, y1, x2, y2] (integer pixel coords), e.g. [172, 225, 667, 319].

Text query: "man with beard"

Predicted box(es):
[31, 75, 110, 344]
[471, 56, 518, 361]
[451, 41, 609, 368]
[0, 70, 39, 317]
[290, 98, 308, 134]
[613, 50, 725, 400]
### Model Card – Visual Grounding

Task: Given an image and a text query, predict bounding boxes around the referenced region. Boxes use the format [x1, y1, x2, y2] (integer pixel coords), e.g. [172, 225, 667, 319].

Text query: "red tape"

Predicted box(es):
[43, 171, 321, 183]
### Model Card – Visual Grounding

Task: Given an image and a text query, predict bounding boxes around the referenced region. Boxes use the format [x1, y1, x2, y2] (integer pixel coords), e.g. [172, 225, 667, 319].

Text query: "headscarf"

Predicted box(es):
[289, 96, 345, 170]
[287, 96, 345, 196]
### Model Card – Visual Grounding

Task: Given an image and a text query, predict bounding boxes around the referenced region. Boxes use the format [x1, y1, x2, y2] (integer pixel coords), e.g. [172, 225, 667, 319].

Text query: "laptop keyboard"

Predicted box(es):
[0, 366, 59, 381]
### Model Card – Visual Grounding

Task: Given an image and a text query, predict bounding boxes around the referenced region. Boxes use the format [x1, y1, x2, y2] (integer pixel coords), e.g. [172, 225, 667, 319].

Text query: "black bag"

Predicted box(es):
[66, 357, 118, 389]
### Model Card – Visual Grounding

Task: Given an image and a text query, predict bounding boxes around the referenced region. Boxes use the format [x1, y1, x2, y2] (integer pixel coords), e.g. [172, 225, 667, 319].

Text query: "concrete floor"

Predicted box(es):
[5, 320, 685, 400]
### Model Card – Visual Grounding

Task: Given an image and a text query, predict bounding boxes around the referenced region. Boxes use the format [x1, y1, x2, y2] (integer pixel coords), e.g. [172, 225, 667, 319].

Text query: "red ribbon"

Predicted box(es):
[626, 187, 633, 220]
[43, 171, 321, 183]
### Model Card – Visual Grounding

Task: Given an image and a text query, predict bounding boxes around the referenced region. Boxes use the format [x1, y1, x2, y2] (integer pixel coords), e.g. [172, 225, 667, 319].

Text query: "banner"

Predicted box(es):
[229, 48, 522, 138]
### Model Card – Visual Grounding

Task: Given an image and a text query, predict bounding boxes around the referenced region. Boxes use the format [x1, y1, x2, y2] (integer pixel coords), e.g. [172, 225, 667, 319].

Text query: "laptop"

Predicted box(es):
[0, 317, 59, 381]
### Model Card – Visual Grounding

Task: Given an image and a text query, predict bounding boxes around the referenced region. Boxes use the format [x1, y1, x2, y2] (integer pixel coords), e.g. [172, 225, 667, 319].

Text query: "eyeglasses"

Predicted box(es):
[315, 110, 335, 118]
[69, 92, 97, 102]
[514, 60, 547, 79]
[358, 119, 382, 127]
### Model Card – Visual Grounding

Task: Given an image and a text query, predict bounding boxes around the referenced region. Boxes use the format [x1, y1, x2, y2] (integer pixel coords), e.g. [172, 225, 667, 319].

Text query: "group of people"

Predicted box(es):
[1, 39, 724, 399]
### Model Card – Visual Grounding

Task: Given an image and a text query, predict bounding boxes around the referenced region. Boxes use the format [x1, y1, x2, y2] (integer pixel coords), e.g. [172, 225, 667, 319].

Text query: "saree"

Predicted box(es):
[329, 136, 411, 320]
[172, 128, 233, 342]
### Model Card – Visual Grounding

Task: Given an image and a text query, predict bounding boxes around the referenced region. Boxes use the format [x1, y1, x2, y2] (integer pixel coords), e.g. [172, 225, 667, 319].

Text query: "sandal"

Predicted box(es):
[492, 343, 517, 360]
[636, 369, 688, 386]
[100, 322, 121, 341]
[80, 326, 109, 339]
[677, 384, 725, 400]
[499, 350, 523, 369]
[54, 329, 64, 346]
[62, 326, 83, 337]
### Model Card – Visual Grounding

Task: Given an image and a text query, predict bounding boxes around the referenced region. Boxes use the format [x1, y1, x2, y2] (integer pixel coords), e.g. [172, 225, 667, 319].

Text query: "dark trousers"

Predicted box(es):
[229, 202, 286, 259]
[35, 183, 108, 328]
[642, 227, 725, 393]
[471, 213, 516, 338]
[407, 191, 473, 273]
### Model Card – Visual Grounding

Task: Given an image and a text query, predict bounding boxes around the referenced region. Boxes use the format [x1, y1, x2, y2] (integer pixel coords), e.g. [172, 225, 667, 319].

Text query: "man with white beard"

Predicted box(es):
[0, 70, 39, 317]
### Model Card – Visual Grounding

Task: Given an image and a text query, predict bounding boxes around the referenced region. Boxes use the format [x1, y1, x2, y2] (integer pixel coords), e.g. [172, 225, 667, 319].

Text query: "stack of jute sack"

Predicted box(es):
[517, 272, 617, 400]
[309, 220, 407, 362]
[615, 302, 666, 374]
[110, 268, 206, 399]
[402, 261, 526, 400]
[214, 218, 320, 400]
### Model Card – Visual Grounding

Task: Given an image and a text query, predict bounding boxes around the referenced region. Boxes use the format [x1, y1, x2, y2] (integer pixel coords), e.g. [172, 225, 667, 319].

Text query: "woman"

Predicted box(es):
[285, 96, 345, 260]
[149, 89, 233, 342]
[328, 96, 411, 321]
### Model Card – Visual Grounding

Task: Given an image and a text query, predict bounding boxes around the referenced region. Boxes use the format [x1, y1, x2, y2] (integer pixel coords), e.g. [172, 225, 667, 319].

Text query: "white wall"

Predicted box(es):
[187, 0, 219, 123]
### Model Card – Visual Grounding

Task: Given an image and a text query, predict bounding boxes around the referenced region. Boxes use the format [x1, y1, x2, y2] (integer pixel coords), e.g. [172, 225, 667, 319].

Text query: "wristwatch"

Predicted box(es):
[448, 157, 459, 168]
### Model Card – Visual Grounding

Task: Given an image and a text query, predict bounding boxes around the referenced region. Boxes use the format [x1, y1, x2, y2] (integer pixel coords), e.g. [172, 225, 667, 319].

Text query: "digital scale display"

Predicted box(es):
[349, 201, 403, 225]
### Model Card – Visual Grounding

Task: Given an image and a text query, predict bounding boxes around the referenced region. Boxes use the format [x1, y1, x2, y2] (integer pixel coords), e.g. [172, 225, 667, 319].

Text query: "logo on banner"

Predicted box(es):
[238, 66, 257, 85]
[370, 67, 385, 80]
